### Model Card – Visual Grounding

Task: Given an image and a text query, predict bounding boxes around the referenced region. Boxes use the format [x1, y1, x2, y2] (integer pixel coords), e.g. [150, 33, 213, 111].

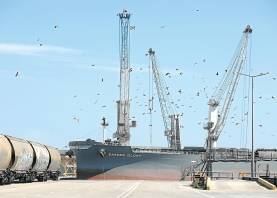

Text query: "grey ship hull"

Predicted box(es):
[69, 140, 277, 180]
[69, 140, 203, 180]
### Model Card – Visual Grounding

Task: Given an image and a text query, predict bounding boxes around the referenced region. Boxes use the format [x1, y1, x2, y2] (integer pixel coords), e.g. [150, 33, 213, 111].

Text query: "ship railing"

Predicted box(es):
[208, 171, 235, 180]
[186, 171, 236, 180]
[187, 171, 277, 180]
[238, 172, 277, 178]
[256, 157, 277, 161]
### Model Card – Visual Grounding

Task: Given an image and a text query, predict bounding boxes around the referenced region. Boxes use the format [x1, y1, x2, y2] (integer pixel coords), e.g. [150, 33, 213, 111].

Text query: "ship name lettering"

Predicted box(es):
[107, 153, 142, 158]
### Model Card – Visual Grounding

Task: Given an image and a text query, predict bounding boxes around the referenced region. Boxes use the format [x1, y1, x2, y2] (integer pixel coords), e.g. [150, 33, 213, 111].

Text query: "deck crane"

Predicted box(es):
[203, 25, 252, 175]
[148, 48, 181, 150]
[113, 10, 135, 146]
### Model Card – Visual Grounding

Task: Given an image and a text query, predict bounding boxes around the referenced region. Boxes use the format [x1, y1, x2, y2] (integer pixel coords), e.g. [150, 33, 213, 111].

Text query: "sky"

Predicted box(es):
[0, 0, 276, 149]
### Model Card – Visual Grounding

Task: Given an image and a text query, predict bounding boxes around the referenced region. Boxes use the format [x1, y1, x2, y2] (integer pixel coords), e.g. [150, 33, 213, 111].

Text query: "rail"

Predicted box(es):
[205, 149, 277, 162]
[238, 172, 277, 178]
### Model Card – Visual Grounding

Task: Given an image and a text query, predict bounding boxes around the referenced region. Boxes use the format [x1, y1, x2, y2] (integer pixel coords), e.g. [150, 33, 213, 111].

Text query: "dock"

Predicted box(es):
[0, 180, 276, 198]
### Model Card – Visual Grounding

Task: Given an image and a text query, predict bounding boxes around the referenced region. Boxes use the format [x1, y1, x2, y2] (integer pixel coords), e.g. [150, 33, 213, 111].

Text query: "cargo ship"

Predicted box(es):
[68, 13, 277, 180]
[68, 140, 277, 180]
[69, 139, 205, 180]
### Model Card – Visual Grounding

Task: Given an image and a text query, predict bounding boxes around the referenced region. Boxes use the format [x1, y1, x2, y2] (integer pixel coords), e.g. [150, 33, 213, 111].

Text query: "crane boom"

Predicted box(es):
[148, 48, 181, 149]
[113, 10, 134, 145]
[204, 25, 252, 174]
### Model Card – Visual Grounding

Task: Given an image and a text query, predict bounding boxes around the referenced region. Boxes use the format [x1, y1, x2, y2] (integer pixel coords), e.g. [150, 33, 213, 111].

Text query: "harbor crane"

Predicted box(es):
[148, 48, 181, 150]
[113, 10, 135, 146]
[203, 25, 252, 175]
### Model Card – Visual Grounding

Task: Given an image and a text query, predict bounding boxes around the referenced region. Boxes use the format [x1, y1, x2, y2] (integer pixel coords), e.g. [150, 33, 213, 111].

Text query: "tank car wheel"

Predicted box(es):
[7, 176, 14, 184]
[19, 177, 24, 183]
[0, 178, 4, 185]
[43, 175, 48, 182]
[27, 175, 33, 183]
[37, 176, 43, 182]
[30, 174, 35, 182]
[53, 175, 59, 181]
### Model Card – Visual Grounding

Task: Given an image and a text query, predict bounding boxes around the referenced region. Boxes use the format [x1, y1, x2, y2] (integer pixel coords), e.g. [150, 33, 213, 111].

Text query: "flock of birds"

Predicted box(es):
[11, 21, 277, 144]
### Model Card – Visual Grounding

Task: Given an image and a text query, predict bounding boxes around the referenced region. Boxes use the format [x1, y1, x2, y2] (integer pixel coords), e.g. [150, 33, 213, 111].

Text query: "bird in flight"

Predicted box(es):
[73, 117, 80, 123]
[130, 26, 136, 30]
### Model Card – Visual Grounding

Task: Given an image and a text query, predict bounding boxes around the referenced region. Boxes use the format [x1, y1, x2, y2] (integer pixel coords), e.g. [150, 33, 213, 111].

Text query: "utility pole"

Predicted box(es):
[240, 72, 269, 178]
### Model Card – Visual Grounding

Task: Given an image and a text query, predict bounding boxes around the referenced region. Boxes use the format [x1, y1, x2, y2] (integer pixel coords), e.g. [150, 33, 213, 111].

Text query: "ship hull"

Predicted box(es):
[70, 141, 277, 180]
[71, 143, 202, 180]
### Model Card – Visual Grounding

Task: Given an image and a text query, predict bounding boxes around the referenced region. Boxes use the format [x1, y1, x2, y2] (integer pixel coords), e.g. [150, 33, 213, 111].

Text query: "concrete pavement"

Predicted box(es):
[0, 180, 276, 198]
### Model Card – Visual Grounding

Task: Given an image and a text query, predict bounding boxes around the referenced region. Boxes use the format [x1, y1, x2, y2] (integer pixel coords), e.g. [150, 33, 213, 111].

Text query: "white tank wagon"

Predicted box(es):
[29, 141, 51, 181]
[46, 146, 61, 180]
[0, 134, 61, 185]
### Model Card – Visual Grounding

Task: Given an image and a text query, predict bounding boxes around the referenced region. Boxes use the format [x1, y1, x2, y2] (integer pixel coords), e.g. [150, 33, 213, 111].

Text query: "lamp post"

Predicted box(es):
[239, 72, 269, 178]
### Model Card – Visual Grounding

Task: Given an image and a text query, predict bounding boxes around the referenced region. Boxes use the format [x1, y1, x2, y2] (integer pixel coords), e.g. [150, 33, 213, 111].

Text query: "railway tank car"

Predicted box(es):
[29, 141, 51, 181]
[46, 146, 61, 180]
[0, 134, 61, 185]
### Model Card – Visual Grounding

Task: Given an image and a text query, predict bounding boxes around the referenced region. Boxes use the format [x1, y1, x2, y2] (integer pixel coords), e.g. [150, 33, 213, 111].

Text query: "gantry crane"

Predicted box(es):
[113, 10, 135, 145]
[203, 25, 252, 175]
[148, 48, 181, 150]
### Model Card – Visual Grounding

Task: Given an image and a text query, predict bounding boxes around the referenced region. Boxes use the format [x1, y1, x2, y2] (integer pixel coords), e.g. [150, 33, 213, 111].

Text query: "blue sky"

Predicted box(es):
[0, 0, 276, 149]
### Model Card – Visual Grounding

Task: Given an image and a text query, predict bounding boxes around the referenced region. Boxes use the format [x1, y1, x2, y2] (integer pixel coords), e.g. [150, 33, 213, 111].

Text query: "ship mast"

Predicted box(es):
[113, 10, 135, 145]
